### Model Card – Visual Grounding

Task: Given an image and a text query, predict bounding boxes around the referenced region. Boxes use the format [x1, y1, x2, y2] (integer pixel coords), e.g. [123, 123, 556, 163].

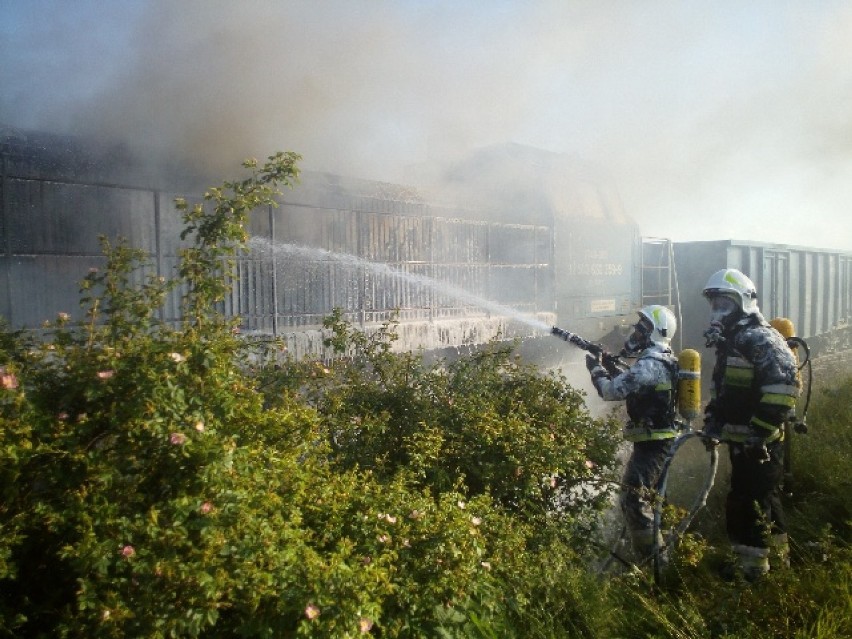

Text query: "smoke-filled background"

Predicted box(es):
[2, 0, 851, 250]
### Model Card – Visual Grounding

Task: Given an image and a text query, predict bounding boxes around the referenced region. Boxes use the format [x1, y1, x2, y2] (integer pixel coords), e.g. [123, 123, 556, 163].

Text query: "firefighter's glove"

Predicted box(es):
[585, 355, 608, 382]
[701, 415, 722, 451]
[602, 352, 626, 377]
[700, 433, 720, 452]
[585, 353, 601, 373]
[703, 322, 725, 348]
[586, 354, 607, 397]
[744, 436, 770, 464]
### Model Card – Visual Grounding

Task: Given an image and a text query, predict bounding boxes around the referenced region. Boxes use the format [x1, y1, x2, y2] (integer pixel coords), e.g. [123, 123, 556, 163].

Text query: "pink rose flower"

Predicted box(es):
[121, 545, 135, 558]
[304, 604, 320, 620]
[169, 433, 187, 445]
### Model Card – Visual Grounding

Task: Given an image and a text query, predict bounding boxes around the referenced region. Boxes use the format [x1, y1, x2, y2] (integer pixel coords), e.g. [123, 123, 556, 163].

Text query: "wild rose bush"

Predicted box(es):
[0, 154, 622, 638]
[267, 309, 621, 546]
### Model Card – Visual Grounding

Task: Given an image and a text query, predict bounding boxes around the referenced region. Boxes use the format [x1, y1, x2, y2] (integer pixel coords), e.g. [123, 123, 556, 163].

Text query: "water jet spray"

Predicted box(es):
[248, 237, 553, 334]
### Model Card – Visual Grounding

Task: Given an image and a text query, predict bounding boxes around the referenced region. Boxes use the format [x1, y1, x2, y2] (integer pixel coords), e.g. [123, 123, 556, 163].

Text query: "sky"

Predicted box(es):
[1, 0, 851, 251]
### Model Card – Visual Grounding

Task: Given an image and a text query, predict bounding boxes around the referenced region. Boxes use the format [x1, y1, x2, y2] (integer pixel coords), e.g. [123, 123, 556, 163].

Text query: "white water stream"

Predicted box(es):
[248, 237, 553, 334]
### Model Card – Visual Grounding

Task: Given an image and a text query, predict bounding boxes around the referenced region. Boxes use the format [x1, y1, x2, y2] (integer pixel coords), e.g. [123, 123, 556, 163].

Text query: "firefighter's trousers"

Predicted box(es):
[620, 439, 671, 558]
[726, 438, 787, 579]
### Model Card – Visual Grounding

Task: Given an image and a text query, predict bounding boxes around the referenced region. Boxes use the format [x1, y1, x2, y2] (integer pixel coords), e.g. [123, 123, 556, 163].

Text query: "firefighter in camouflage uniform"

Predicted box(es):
[701, 268, 801, 581]
[586, 304, 680, 562]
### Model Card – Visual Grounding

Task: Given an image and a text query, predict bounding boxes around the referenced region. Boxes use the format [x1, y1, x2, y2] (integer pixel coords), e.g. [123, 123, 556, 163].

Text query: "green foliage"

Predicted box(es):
[607, 532, 852, 639]
[259, 310, 625, 635]
[0, 154, 321, 638]
[786, 374, 852, 538]
[294, 310, 621, 534]
[175, 152, 301, 327]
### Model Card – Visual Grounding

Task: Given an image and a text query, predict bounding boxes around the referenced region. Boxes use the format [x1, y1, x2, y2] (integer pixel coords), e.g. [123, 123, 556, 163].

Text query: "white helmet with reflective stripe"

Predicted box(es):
[624, 305, 677, 353]
[702, 268, 759, 315]
[638, 305, 677, 347]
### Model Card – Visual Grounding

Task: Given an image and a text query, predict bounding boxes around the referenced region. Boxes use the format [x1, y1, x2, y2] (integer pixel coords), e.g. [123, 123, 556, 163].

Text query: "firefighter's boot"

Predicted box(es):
[732, 544, 770, 582]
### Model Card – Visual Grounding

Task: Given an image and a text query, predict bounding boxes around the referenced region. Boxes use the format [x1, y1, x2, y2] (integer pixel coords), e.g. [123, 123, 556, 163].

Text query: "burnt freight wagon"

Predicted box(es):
[410, 142, 643, 350]
[0, 129, 644, 357]
[234, 171, 558, 357]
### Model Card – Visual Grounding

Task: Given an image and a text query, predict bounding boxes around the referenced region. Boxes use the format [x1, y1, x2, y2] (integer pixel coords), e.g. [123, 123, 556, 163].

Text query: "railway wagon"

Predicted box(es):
[0, 129, 646, 357]
[234, 171, 558, 356]
[673, 239, 852, 382]
[411, 142, 644, 352]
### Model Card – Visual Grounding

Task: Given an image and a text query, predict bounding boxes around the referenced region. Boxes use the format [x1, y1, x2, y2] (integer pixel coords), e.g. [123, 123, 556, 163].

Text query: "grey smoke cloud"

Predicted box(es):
[2, 0, 851, 250]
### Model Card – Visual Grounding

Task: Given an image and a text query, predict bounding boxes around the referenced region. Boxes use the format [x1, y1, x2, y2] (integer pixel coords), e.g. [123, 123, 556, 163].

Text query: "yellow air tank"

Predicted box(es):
[771, 317, 800, 383]
[770, 317, 795, 341]
[677, 348, 701, 422]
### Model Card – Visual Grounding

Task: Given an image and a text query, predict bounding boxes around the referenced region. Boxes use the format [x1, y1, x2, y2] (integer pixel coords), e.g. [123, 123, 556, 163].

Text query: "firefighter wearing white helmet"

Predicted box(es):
[586, 304, 680, 563]
[701, 268, 801, 581]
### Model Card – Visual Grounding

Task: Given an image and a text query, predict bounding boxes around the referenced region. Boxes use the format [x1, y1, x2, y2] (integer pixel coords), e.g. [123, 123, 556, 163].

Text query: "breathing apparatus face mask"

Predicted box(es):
[623, 318, 652, 355]
[704, 295, 740, 346]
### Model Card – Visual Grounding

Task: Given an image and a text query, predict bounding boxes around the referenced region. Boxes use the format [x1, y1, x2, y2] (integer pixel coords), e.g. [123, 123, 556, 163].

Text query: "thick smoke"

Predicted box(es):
[2, 0, 852, 249]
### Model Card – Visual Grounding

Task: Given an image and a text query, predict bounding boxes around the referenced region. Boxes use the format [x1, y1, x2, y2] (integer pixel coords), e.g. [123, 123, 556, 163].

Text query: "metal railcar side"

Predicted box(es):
[673, 239, 852, 363]
[1, 132, 564, 356]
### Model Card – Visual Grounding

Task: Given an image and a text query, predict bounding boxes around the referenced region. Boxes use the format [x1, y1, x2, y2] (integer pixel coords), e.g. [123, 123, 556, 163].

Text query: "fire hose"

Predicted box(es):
[598, 432, 718, 582]
[651, 430, 719, 583]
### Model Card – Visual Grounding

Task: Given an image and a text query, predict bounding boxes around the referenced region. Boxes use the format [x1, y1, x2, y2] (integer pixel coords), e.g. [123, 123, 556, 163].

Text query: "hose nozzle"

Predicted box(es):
[551, 326, 569, 340]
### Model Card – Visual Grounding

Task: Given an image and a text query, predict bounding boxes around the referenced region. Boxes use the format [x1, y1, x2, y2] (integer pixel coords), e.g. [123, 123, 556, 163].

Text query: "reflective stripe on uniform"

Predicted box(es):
[721, 422, 782, 443]
[762, 383, 799, 396]
[750, 416, 780, 433]
[760, 383, 799, 409]
[761, 393, 797, 408]
[723, 354, 754, 388]
[724, 366, 753, 387]
[623, 425, 678, 442]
